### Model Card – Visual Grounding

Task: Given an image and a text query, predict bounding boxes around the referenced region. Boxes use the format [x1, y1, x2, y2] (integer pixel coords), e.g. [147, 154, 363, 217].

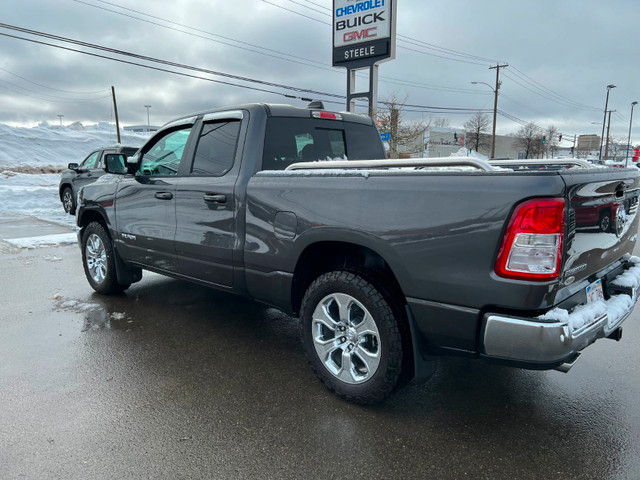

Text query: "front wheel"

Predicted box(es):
[300, 271, 403, 404]
[82, 222, 130, 294]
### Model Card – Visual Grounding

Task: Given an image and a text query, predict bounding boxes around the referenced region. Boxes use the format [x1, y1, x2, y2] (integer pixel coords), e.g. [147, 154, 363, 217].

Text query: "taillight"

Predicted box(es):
[495, 198, 565, 281]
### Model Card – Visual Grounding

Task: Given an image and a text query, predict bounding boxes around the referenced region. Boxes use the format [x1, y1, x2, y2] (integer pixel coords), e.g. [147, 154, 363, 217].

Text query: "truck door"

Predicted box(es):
[73, 150, 103, 194]
[174, 112, 244, 287]
[115, 121, 196, 272]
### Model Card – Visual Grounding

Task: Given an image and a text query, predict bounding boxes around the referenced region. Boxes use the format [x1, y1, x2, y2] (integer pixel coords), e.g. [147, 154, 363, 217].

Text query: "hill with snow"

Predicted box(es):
[0, 122, 150, 172]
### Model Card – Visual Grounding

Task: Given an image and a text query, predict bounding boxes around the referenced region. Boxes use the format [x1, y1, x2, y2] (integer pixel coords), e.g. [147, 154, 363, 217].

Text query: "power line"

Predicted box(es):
[0, 26, 491, 115]
[509, 65, 599, 111]
[0, 81, 110, 103]
[0, 23, 344, 99]
[0, 30, 330, 103]
[72, 0, 491, 97]
[0, 66, 108, 95]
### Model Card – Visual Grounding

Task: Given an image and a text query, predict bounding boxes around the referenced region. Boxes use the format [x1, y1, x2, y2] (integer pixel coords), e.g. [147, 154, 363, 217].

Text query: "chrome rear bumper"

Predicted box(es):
[482, 260, 640, 367]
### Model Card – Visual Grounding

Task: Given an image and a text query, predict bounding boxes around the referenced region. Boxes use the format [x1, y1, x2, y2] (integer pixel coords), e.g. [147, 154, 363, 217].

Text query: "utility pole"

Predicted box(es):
[111, 86, 121, 144]
[144, 105, 151, 126]
[57, 114, 63, 127]
[626, 101, 638, 167]
[604, 109, 615, 160]
[572, 134, 576, 158]
[488, 63, 508, 159]
[599, 84, 616, 160]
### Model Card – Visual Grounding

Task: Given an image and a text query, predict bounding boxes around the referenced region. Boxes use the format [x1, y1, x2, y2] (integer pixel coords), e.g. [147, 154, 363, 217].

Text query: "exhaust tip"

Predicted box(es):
[607, 327, 623, 342]
[555, 352, 581, 373]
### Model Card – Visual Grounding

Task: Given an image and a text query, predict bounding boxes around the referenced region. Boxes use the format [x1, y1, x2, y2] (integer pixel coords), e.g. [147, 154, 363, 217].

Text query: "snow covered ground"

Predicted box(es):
[0, 122, 150, 239]
[0, 122, 149, 172]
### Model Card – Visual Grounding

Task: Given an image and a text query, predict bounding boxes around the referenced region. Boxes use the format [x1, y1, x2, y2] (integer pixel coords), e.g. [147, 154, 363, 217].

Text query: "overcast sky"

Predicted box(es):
[1, 0, 639, 144]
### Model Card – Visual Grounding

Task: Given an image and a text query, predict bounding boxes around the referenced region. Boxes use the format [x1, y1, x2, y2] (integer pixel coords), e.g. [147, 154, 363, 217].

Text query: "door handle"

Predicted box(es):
[203, 194, 227, 203]
[154, 192, 173, 200]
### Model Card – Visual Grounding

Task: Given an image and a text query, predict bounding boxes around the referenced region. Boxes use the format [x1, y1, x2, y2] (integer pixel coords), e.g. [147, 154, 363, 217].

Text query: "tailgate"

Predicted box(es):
[562, 168, 640, 284]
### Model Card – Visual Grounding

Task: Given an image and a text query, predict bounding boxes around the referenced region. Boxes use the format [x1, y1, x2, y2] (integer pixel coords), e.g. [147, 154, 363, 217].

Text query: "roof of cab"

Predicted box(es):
[166, 102, 374, 127]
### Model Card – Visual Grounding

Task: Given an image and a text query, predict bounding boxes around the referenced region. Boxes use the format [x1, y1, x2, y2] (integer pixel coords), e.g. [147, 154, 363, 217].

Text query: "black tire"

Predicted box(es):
[300, 270, 403, 404]
[62, 187, 76, 215]
[81, 222, 130, 294]
[599, 210, 611, 232]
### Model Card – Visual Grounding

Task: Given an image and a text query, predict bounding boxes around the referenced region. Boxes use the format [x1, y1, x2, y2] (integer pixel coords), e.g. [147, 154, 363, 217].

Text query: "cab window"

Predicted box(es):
[81, 151, 100, 169]
[140, 127, 192, 176]
[191, 121, 241, 176]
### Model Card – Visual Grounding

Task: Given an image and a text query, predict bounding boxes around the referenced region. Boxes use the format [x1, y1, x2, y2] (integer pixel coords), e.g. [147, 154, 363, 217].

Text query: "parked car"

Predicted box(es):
[75, 102, 640, 404]
[59, 145, 138, 215]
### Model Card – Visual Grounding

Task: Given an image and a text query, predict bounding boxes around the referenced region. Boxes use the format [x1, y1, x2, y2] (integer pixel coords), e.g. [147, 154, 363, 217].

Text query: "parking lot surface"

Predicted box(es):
[1, 213, 640, 479]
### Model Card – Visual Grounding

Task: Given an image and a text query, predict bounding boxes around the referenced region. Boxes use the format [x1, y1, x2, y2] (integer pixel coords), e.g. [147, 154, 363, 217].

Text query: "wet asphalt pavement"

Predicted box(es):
[1, 213, 640, 479]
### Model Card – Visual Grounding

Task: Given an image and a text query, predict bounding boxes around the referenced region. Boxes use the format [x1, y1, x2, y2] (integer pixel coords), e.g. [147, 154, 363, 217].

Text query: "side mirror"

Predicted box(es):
[104, 154, 128, 174]
[68, 162, 79, 170]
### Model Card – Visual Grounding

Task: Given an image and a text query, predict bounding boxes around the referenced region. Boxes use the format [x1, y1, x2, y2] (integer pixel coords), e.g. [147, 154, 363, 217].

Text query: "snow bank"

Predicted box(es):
[0, 171, 74, 227]
[4, 232, 77, 248]
[0, 122, 149, 171]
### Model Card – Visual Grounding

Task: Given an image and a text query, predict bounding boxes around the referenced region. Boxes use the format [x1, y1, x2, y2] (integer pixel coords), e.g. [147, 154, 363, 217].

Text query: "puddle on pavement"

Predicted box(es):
[52, 294, 132, 332]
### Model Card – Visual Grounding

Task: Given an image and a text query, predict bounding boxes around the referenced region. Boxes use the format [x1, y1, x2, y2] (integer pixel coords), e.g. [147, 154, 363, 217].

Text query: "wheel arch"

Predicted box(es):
[59, 182, 73, 201]
[290, 235, 417, 382]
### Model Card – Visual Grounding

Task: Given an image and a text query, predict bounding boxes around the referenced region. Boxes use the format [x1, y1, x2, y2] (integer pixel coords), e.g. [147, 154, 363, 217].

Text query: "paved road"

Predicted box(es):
[1, 213, 640, 479]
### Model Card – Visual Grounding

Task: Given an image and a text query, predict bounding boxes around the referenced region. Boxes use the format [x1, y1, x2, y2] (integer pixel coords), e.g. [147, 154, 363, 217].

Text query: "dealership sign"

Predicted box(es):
[333, 0, 396, 67]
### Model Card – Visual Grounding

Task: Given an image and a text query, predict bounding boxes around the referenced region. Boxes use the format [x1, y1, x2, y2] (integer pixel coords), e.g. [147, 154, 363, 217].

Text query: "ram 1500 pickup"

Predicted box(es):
[76, 102, 640, 403]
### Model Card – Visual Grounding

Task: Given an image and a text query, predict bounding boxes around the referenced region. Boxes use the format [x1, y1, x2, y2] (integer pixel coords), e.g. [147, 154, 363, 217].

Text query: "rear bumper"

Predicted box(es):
[481, 259, 640, 367]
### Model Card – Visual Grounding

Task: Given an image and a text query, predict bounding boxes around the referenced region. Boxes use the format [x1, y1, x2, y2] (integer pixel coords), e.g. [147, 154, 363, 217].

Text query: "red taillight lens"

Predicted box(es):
[311, 111, 342, 120]
[495, 198, 565, 281]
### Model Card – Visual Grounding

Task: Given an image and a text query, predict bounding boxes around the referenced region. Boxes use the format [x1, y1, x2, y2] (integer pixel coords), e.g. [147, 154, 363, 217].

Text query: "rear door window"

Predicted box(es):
[262, 118, 382, 171]
[191, 120, 241, 176]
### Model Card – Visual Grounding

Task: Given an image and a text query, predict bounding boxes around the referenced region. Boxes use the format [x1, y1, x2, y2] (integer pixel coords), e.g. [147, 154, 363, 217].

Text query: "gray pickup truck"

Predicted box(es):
[76, 102, 640, 403]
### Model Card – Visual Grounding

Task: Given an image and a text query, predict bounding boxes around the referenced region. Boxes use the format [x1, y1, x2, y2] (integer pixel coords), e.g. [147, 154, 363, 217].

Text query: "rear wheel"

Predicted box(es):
[62, 187, 75, 215]
[301, 271, 403, 404]
[82, 222, 130, 294]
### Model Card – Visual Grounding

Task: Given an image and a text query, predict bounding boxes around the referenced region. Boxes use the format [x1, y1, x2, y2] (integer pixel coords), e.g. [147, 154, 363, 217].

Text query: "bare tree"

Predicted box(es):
[545, 125, 558, 158]
[432, 117, 450, 128]
[513, 123, 544, 159]
[607, 135, 626, 161]
[464, 112, 491, 153]
[377, 94, 429, 158]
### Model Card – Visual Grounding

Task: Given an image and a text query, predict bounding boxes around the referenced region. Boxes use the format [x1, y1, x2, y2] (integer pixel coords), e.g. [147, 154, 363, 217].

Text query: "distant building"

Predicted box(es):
[577, 134, 601, 151]
[424, 127, 466, 157]
[124, 125, 160, 133]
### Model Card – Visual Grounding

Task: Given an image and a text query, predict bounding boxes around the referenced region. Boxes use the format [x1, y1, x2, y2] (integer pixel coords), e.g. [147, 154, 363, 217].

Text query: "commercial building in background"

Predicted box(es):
[577, 134, 601, 153]
[424, 127, 466, 157]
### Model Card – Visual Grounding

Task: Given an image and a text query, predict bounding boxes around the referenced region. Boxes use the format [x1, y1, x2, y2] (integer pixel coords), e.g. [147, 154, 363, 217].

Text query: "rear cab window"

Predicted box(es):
[262, 117, 383, 171]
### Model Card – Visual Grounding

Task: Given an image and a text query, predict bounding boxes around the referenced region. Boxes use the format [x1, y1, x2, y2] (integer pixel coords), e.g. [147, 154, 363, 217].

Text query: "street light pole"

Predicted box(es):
[599, 84, 616, 160]
[626, 101, 638, 167]
[604, 110, 615, 160]
[470, 79, 501, 158]
[57, 114, 63, 127]
[144, 105, 151, 127]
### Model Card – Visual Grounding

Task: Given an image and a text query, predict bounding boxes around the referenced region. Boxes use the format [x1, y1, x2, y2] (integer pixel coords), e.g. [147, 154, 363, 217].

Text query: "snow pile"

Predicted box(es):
[539, 295, 633, 332]
[611, 260, 640, 288]
[451, 147, 489, 161]
[4, 232, 77, 248]
[0, 122, 149, 171]
[0, 171, 74, 227]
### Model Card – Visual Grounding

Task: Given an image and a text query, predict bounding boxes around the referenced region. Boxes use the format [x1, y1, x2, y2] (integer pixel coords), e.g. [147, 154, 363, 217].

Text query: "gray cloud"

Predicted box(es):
[0, 0, 639, 142]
